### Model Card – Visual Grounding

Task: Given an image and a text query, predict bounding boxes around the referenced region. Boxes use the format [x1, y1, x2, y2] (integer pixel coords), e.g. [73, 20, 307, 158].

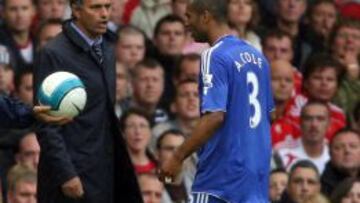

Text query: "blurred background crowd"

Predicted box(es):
[0, 0, 359, 202]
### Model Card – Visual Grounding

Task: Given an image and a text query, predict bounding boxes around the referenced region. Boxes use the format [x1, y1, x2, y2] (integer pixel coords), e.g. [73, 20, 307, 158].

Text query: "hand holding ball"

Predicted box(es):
[38, 71, 87, 118]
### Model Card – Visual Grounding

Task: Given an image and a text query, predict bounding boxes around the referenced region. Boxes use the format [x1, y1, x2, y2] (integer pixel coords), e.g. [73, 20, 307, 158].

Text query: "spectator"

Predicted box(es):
[138, 173, 164, 203]
[273, 0, 312, 68]
[270, 60, 300, 150]
[0, 0, 36, 71]
[279, 160, 321, 203]
[13, 67, 33, 106]
[35, 0, 67, 21]
[37, 19, 63, 49]
[6, 164, 36, 203]
[269, 168, 288, 203]
[131, 58, 169, 124]
[331, 177, 360, 203]
[107, 0, 126, 33]
[115, 62, 132, 118]
[152, 79, 199, 140]
[277, 101, 330, 174]
[156, 129, 192, 203]
[119, 108, 157, 174]
[321, 129, 360, 197]
[330, 19, 360, 80]
[115, 25, 146, 70]
[0, 45, 14, 95]
[262, 30, 303, 93]
[172, 53, 201, 85]
[130, 0, 171, 38]
[285, 53, 346, 141]
[15, 132, 40, 172]
[227, 0, 262, 51]
[305, 0, 337, 52]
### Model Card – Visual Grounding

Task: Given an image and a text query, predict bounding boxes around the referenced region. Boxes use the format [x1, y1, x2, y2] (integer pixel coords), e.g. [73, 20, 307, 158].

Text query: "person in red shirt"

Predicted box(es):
[284, 53, 346, 141]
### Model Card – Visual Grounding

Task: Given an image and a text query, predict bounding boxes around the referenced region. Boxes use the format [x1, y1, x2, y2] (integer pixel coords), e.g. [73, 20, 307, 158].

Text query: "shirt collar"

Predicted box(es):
[71, 22, 103, 46]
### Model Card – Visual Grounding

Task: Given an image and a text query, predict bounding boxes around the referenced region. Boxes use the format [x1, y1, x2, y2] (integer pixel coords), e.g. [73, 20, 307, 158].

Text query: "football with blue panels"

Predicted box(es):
[38, 71, 87, 118]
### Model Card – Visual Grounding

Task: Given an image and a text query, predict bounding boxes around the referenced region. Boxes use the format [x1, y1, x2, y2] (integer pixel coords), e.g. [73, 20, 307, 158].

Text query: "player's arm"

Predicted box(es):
[175, 111, 224, 161]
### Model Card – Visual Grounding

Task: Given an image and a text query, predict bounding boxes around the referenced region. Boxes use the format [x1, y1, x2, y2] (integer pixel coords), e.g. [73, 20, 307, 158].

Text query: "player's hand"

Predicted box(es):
[158, 153, 183, 184]
[61, 176, 84, 199]
[33, 106, 73, 125]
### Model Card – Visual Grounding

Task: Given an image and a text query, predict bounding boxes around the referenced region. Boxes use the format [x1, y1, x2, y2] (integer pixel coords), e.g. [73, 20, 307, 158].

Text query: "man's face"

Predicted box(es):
[331, 131, 360, 171]
[133, 66, 164, 107]
[288, 167, 320, 203]
[139, 175, 163, 203]
[300, 104, 329, 144]
[16, 133, 40, 171]
[310, 2, 337, 38]
[185, 5, 208, 43]
[154, 22, 186, 56]
[38, 24, 62, 48]
[172, 82, 199, 120]
[116, 34, 145, 68]
[263, 37, 293, 62]
[269, 172, 288, 202]
[124, 114, 151, 153]
[4, 0, 35, 33]
[15, 73, 33, 105]
[9, 181, 37, 203]
[277, 0, 306, 24]
[37, 0, 66, 21]
[271, 61, 294, 103]
[157, 134, 185, 164]
[332, 26, 360, 61]
[304, 67, 338, 102]
[72, 0, 112, 38]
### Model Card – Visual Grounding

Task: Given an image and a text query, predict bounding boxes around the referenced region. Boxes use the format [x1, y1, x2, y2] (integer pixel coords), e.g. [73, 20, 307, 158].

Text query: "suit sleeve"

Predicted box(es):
[34, 48, 77, 186]
[0, 96, 35, 129]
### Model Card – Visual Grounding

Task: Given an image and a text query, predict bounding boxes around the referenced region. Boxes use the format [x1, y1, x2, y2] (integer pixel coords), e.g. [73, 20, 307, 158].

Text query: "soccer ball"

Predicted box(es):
[38, 71, 87, 118]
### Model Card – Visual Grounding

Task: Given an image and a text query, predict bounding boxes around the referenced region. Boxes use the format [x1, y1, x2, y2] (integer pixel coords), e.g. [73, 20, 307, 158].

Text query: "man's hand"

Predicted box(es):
[158, 153, 183, 184]
[33, 106, 73, 125]
[62, 176, 84, 199]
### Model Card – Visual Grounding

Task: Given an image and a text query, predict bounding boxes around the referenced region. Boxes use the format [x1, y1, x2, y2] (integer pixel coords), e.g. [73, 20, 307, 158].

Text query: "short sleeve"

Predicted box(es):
[200, 48, 229, 114]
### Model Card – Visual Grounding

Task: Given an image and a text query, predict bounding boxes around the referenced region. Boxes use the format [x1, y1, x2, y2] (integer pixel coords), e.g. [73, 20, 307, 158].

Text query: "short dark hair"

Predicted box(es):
[270, 168, 288, 176]
[117, 25, 146, 42]
[38, 18, 63, 37]
[330, 128, 360, 149]
[289, 160, 320, 182]
[132, 58, 163, 79]
[173, 53, 201, 80]
[302, 53, 344, 84]
[119, 107, 153, 130]
[300, 100, 330, 119]
[156, 129, 185, 149]
[261, 29, 294, 50]
[14, 66, 33, 92]
[154, 14, 185, 38]
[69, 0, 82, 6]
[190, 0, 228, 23]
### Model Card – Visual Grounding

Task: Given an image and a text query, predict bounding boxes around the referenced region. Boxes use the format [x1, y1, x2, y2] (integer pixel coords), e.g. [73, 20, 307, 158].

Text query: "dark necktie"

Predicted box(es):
[92, 42, 103, 64]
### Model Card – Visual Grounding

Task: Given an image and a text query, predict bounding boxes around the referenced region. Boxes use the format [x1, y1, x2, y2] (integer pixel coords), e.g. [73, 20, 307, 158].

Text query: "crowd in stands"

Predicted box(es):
[0, 0, 359, 202]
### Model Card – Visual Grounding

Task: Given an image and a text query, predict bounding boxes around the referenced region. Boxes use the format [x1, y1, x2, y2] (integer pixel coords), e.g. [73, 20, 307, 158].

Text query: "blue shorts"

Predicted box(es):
[189, 192, 227, 203]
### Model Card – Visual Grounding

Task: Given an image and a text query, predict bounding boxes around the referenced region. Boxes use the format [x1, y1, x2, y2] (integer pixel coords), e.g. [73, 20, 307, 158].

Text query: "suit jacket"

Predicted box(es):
[34, 20, 142, 203]
[0, 96, 34, 129]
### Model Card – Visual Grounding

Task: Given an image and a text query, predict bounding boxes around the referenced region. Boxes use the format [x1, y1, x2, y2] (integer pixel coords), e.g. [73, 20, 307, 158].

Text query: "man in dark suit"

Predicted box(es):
[33, 0, 142, 202]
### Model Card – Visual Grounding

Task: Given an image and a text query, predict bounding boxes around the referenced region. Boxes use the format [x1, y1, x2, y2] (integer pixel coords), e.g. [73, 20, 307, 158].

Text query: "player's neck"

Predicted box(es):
[208, 22, 233, 45]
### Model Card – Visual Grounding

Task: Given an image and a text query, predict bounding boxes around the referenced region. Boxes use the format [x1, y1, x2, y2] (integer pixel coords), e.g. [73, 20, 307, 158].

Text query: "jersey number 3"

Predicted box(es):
[247, 72, 261, 128]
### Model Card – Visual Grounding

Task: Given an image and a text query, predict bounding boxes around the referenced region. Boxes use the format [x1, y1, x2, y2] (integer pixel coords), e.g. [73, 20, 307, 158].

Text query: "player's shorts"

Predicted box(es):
[189, 192, 227, 203]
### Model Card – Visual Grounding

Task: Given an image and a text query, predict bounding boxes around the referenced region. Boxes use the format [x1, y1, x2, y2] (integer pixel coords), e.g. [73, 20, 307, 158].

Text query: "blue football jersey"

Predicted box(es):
[192, 35, 274, 203]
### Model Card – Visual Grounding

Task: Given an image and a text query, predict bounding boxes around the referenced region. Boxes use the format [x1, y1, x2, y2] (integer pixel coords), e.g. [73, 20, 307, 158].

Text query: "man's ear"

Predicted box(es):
[200, 10, 212, 25]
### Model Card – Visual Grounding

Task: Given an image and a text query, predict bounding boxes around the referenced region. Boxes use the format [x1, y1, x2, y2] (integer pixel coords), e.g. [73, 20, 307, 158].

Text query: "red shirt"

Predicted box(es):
[134, 161, 157, 174]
